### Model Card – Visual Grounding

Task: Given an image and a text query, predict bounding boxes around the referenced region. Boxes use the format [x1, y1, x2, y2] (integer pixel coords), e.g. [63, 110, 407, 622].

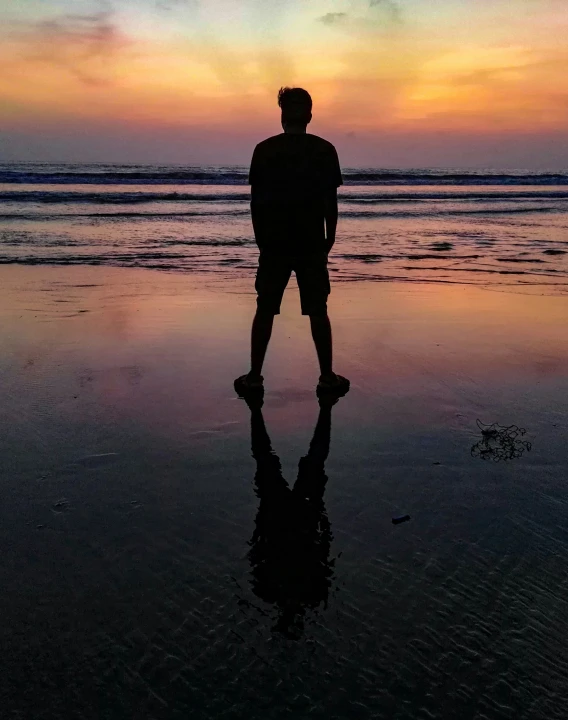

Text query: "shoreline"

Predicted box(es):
[2, 260, 568, 295]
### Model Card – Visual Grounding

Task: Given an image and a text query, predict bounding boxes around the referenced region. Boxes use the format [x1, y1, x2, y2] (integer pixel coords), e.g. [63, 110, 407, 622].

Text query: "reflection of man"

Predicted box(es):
[245, 394, 342, 638]
[235, 87, 349, 398]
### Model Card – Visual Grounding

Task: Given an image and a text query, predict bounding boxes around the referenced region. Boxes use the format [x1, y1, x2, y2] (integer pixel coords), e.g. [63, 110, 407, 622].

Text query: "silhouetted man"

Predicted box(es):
[235, 87, 349, 397]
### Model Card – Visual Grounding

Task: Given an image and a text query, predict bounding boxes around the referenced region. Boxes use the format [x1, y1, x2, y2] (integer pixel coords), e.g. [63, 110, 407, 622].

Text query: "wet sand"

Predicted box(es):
[1, 265, 568, 719]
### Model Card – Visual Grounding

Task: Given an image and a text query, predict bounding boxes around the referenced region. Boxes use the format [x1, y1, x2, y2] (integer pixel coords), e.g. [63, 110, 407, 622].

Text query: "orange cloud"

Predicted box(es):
[8, 1, 129, 87]
[394, 46, 568, 131]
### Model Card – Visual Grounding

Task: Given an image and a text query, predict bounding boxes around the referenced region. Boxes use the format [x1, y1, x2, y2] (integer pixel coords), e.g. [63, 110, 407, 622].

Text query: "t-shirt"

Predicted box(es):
[249, 133, 343, 254]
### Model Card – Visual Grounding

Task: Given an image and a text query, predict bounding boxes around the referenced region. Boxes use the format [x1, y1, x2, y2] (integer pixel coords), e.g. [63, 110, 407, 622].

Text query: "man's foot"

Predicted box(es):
[316, 373, 350, 398]
[234, 373, 264, 398]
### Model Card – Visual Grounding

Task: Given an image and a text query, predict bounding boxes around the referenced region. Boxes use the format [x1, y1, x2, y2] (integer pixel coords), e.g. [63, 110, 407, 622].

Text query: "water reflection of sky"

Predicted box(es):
[3, 266, 568, 446]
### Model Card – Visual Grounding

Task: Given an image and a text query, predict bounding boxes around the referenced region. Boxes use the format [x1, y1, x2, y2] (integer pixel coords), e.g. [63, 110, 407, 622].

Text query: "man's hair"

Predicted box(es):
[277, 87, 312, 125]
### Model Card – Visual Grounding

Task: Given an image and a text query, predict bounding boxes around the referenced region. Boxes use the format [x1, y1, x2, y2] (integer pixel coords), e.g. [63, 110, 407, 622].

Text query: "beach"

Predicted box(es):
[2, 263, 568, 718]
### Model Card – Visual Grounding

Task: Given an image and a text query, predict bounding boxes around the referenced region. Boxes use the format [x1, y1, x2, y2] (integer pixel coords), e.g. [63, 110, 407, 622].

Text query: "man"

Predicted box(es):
[234, 87, 350, 398]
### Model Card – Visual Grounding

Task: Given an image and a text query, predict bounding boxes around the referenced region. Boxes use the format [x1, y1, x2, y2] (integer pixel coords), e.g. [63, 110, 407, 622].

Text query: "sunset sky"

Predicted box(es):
[1, 0, 567, 167]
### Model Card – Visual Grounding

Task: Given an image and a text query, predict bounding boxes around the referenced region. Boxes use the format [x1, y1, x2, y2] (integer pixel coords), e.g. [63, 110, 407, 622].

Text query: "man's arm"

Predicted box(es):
[249, 145, 264, 250]
[250, 185, 263, 248]
[323, 188, 338, 254]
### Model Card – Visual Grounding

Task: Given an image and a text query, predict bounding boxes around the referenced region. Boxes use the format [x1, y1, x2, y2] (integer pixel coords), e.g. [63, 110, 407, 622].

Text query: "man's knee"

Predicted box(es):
[254, 308, 276, 322]
[309, 312, 329, 323]
[302, 296, 329, 318]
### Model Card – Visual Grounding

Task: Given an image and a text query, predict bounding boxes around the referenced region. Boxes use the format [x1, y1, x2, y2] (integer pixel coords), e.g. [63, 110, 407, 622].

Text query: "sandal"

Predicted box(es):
[316, 373, 350, 397]
[234, 374, 264, 397]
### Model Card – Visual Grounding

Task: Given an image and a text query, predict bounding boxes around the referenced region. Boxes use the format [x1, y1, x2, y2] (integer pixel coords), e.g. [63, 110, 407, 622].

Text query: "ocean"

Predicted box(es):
[2, 162, 568, 291]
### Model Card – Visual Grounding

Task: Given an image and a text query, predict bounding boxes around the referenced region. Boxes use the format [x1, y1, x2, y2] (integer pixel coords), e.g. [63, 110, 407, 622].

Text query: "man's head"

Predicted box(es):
[278, 87, 312, 132]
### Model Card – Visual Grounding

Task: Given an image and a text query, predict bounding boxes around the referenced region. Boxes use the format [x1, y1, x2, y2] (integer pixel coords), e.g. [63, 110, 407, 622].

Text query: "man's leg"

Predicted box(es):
[309, 314, 333, 379]
[235, 253, 291, 392]
[297, 254, 349, 394]
[250, 310, 275, 380]
[310, 314, 349, 394]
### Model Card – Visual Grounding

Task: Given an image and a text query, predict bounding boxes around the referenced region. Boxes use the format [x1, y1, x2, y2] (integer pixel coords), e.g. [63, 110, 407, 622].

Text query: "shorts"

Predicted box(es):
[255, 251, 330, 316]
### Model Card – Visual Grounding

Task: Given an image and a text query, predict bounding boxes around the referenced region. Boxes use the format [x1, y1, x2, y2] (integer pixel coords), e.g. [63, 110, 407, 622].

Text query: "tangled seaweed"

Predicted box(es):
[471, 419, 532, 462]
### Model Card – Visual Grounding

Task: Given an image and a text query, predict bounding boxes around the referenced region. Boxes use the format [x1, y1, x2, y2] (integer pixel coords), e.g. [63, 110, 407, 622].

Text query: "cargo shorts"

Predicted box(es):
[255, 251, 330, 316]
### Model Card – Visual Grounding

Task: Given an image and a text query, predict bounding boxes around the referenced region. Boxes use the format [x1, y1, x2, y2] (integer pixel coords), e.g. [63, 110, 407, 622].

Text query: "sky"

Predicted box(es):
[1, 0, 567, 167]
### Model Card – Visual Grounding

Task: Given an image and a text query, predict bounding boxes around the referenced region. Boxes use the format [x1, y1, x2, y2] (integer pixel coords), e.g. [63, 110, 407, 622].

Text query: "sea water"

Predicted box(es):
[1, 163, 568, 291]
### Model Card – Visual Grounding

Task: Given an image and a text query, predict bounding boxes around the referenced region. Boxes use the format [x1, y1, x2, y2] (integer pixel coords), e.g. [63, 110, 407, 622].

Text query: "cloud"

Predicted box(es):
[319, 13, 348, 26]
[155, 0, 198, 11]
[14, 1, 127, 86]
[319, 1, 402, 33]
[369, 0, 403, 24]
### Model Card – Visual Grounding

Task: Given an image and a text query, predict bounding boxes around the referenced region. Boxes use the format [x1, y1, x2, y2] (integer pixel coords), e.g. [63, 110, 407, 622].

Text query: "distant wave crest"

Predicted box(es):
[1, 164, 568, 187]
[2, 189, 568, 207]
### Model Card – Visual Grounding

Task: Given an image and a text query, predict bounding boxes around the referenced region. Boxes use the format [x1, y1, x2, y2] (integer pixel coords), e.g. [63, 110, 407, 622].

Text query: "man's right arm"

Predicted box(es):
[323, 144, 342, 254]
[323, 188, 338, 254]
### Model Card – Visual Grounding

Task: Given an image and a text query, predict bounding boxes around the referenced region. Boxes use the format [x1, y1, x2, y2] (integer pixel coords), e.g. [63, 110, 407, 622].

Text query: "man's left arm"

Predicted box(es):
[249, 147, 264, 249]
[250, 186, 264, 248]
